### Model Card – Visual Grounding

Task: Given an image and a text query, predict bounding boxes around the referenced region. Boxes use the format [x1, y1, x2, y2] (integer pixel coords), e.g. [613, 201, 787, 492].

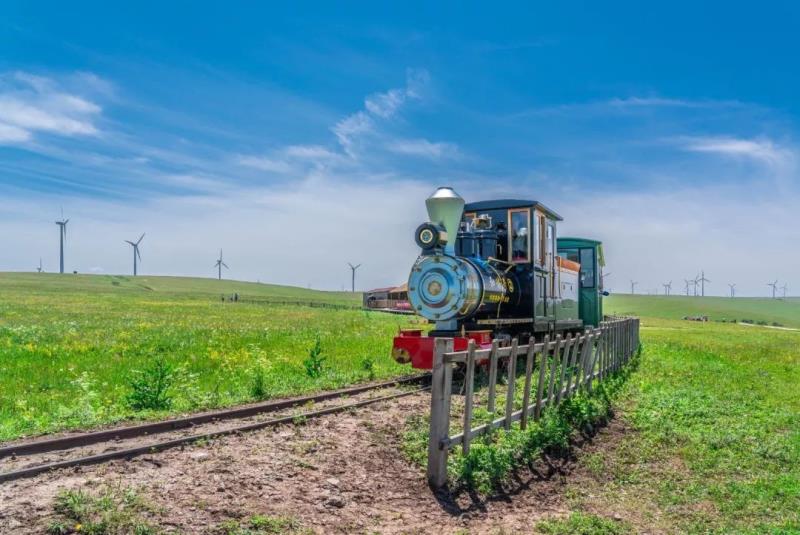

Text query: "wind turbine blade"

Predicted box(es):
[125, 240, 135, 246]
[137, 233, 145, 245]
[136, 247, 141, 261]
[222, 262, 229, 269]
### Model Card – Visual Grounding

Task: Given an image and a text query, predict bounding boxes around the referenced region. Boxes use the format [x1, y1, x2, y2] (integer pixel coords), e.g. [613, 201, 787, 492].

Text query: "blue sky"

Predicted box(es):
[1, 2, 798, 295]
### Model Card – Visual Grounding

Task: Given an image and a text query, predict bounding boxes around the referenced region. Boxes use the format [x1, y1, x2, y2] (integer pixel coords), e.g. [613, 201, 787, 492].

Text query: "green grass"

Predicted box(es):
[605, 294, 800, 327]
[536, 512, 631, 534]
[48, 484, 158, 534]
[563, 316, 800, 533]
[0, 273, 419, 441]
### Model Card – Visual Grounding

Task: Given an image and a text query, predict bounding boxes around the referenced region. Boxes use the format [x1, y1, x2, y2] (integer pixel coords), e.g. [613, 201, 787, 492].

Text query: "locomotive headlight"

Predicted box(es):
[415, 223, 447, 251]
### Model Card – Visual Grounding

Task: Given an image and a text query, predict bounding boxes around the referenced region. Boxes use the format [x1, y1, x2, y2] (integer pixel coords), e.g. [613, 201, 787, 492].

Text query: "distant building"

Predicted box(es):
[363, 283, 410, 311]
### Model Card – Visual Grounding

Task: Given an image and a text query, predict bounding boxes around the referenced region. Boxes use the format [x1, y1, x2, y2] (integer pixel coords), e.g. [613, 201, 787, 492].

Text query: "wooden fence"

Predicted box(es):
[426, 317, 640, 488]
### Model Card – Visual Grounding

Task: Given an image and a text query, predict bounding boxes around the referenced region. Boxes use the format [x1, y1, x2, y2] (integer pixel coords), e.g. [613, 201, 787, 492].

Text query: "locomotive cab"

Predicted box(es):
[557, 237, 606, 327]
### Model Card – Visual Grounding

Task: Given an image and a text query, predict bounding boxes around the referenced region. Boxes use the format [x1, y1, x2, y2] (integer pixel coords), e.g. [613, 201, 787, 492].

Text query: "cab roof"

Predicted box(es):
[463, 199, 563, 221]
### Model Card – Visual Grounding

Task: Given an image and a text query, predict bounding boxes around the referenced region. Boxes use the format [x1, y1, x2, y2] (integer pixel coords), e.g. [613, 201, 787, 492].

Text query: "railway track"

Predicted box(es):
[0, 373, 430, 484]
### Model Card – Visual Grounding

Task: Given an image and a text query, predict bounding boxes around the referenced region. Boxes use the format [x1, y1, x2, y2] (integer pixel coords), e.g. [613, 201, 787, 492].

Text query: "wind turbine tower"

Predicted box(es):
[696, 271, 710, 297]
[214, 249, 229, 280]
[124, 233, 145, 276]
[728, 283, 736, 298]
[662, 281, 672, 296]
[781, 283, 788, 299]
[683, 279, 692, 296]
[55, 211, 69, 274]
[348, 263, 361, 293]
[630, 280, 638, 295]
[767, 280, 778, 299]
[37, 258, 43, 273]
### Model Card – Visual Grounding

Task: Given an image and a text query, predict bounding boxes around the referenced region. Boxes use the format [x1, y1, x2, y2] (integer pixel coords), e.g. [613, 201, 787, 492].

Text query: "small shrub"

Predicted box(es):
[250, 366, 268, 399]
[360, 355, 376, 380]
[303, 334, 325, 378]
[127, 357, 175, 410]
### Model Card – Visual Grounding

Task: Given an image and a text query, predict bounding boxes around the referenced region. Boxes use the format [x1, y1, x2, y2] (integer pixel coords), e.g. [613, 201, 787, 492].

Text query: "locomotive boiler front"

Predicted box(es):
[408, 254, 513, 322]
[407, 187, 516, 327]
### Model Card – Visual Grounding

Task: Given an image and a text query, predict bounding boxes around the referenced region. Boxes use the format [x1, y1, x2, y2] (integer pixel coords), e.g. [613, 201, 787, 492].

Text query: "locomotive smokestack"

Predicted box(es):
[425, 187, 464, 256]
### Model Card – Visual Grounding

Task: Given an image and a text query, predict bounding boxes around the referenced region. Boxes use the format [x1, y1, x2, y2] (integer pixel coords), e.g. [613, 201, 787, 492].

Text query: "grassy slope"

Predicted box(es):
[0, 273, 417, 441]
[559, 297, 800, 533]
[605, 294, 800, 328]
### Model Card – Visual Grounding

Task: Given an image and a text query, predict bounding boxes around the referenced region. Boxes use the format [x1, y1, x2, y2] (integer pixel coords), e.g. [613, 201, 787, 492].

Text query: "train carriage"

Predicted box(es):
[392, 187, 606, 369]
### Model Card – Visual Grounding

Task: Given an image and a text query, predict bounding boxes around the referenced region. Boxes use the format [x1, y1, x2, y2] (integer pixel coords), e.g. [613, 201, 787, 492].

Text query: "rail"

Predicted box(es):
[426, 317, 640, 488]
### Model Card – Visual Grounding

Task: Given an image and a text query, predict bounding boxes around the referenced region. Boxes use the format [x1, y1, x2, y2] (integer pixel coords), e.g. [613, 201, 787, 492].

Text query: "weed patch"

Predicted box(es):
[537, 512, 632, 534]
[48, 485, 158, 534]
[216, 514, 308, 535]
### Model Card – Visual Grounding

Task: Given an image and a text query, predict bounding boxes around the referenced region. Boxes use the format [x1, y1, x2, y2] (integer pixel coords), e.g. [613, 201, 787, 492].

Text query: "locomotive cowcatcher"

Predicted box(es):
[392, 187, 606, 369]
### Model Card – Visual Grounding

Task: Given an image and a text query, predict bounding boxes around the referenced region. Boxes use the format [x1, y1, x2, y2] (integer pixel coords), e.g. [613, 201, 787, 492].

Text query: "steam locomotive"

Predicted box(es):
[392, 187, 606, 369]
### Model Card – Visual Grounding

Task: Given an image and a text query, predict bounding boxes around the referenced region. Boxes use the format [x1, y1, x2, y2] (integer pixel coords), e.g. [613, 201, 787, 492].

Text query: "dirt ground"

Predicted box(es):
[0, 392, 628, 534]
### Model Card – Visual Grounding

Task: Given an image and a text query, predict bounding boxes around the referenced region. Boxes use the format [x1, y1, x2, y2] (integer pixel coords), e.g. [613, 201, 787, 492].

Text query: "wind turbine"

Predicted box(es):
[767, 280, 778, 299]
[697, 271, 710, 297]
[630, 280, 638, 295]
[781, 283, 788, 299]
[683, 279, 692, 296]
[36, 258, 43, 273]
[214, 249, 229, 280]
[55, 210, 69, 274]
[124, 233, 145, 276]
[348, 262, 361, 293]
[728, 283, 736, 298]
[662, 281, 672, 296]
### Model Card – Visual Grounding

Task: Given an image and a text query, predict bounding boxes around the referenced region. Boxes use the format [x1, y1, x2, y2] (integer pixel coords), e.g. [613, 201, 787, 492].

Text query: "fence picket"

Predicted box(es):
[462, 340, 477, 455]
[487, 340, 499, 414]
[556, 334, 573, 403]
[547, 335, 563, 407]
[504, 339, 519, 429]
[534, 335, 550, 419]
[520, 340, 536, 430]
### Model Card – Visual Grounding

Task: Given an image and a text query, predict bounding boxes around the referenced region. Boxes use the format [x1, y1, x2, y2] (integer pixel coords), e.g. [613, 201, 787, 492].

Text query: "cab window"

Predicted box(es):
[509, 209, 530, 263]
[560, 248, 579, 264]
[580, 248, 595, 288]
[536, 213, 546, 265]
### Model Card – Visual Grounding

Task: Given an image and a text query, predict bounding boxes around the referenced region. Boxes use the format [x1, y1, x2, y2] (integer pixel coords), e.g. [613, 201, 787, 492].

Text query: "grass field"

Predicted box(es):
[605, 293, 800, 328]
[560, 316, 800, 533]
[0, 273, 418, 441]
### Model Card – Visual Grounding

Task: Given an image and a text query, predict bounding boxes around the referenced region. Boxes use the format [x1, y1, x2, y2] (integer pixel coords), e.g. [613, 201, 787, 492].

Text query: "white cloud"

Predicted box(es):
[284, 144, 340, 161]
[332, 69, 429, 156]
[386, 138, 460, 160]
[0, 71, 104, 144]
[236, 155, 292, 173]
[680, 136, 795, 167]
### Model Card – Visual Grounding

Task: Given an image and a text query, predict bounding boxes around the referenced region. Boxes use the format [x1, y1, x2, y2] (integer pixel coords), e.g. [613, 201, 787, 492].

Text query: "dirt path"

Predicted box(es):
[0, 392, 619, 534]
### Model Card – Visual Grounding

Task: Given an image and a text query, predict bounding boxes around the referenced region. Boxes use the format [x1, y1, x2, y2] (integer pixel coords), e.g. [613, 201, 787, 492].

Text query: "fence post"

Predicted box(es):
[427, 338, 453, 488]
[487, 340, 499, 414]
[504, 339, 519, 429]
[462, 340, 476, 455]
[534, 335, 550, 419]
